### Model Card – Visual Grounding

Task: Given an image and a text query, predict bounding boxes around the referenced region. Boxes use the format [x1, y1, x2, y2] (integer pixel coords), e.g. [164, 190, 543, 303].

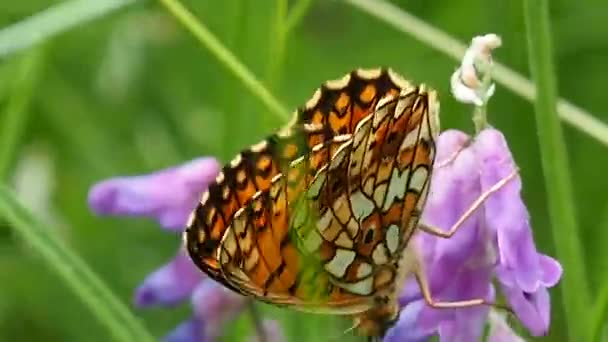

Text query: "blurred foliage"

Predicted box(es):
[1, 0, 607, 341]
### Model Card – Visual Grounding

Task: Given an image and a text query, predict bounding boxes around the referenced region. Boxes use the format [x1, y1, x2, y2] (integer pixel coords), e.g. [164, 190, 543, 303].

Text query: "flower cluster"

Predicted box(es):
[385, 128, 561, 341]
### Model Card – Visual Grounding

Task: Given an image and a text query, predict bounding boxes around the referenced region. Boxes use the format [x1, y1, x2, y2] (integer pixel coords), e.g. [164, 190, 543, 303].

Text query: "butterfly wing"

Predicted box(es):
[184, 68, 411, 291]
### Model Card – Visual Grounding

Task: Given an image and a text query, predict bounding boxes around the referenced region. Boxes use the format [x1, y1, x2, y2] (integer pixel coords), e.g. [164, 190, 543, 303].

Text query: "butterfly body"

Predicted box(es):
[185, 68, 440, 338]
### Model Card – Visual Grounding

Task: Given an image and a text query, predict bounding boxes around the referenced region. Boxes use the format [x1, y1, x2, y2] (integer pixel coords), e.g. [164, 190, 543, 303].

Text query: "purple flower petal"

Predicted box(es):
[420, 130, 485, 296]
[487, 311, 525, 342]
[500, 284, 551, 336]
[384, 300, 431, 342]
[191, 280, 248, 338]
[475, 129, 541, 293]
[539, 254, 562, 287]
[88, 157, 220, 230]
[134, 247, 203, 307]
[164, 318, 206, 342]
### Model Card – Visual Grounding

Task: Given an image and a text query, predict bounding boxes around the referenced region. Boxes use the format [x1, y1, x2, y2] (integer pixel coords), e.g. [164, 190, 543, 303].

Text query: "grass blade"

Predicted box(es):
[0, 186, 155, 342]
[0, 0, 135, 57]
[523, 0, 590, 340]
[158, 0, 289, 122]
[344, 0, 608, 147]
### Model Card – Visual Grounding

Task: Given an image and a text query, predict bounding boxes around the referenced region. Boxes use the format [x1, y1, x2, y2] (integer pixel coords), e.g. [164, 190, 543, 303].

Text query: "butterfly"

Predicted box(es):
[184, 68, 440, 339]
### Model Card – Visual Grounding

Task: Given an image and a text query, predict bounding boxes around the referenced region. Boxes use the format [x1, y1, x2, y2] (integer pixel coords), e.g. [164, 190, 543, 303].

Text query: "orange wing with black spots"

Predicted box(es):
[288, 68, 413, 150]
[184, 67, 411, 288]
[184, 68, 440, 321]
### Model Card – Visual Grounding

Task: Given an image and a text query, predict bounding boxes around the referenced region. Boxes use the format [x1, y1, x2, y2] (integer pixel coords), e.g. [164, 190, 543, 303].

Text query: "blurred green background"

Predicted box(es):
[1, 0, 607, 341]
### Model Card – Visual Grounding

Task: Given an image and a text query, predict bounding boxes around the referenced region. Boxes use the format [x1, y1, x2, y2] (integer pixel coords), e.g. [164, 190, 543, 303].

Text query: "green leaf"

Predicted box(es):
[523, 0, 590, 340]
[0, 0, 136, 57]
[0, 186, 156, 342]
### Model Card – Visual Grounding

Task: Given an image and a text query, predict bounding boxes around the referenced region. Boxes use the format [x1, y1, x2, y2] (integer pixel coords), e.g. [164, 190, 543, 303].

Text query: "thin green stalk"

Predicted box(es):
[158, 0, 289, 121]
[591, 275, 608, 341]
[0, 187, 155, 342]
[523, 1, 589, 341]
[0, 0, 135, 57]
[284, 0, 315, 35]
[343, 0, 608, 147]
[266, 0, 288, 91]
[0, 50, 42, 181]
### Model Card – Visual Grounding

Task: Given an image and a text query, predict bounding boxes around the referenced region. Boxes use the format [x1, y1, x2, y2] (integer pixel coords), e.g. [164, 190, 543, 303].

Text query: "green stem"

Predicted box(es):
[266, 0, 288, 91]
[0, 187, 155, 342]
[0, 49, 42, 181]
[343, 0, 608, 147]
[0, 0, 135, 57]
[591, 275, 608, 341]
[284, 0, 315, 35]
[523, 1, 589, 340]
[158, 0, 289, 121]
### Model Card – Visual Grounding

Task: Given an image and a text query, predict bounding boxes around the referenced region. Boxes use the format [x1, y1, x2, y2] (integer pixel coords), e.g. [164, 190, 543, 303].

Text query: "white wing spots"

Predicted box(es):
[200, 191, 210, 206]
[400, 125, 420, 151]
[393, 93, 412, 119]
[355, 68, 382, 80]
[230, 154, 242, 168]
[215, 172, 225, 184]
[357, 262, 373, 278]
[336, 276, 374, 296]
[372, 97, 393, 128]
[386, 224, 400, 255]
[325, 73, 351, 89]
[372, 243, 389, 264]
[303, 231, 323, 252]
[351, 191, 375, 221]
[382, 168, 410, 211]
[329, 142, 350, 170]
[305, 88, 322, 109]
[346, 218, 359, 238]
[317, 209, 333, 233]
[250, 140, 268, 153]
[335, 231, 353, 249]
[372, 183, 387, 208]
[388, 69, 413, 90]
[186, 210, 196, 227]
[428, 90, 440, 138]
[222, 229, 238, 256]
[325, 249, 356, 278]
[409, 167, 428, 193]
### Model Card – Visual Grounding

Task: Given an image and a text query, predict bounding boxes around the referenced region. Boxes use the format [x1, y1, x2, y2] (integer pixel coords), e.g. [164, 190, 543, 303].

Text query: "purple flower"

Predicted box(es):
[88, 129, 561, 342]
[388, 128, 562, 341]
[88, 157, 221, 230]
[88, 157, 275, 341]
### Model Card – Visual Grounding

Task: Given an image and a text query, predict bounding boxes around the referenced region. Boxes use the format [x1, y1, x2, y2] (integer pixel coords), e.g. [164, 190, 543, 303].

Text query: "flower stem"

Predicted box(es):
[284, 0, 315, 35]
[157, 0, 289, 121]
[0, 49, 42, 181]
[248, 301, 266, 342]
[523, 1, 590, 340]
[0, 186, 156, 342]
[591, 275, 608, 342]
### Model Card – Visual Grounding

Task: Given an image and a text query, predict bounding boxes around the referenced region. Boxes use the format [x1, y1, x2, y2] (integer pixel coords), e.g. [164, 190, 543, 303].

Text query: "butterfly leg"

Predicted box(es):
[410, 247, 512, 313]
[434, 137, 472, 169]
[418, 167, 518, 239]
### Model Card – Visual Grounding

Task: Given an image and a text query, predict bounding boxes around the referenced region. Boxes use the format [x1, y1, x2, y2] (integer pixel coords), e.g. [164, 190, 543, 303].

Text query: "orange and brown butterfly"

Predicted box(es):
[183, 68, 440, 339]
